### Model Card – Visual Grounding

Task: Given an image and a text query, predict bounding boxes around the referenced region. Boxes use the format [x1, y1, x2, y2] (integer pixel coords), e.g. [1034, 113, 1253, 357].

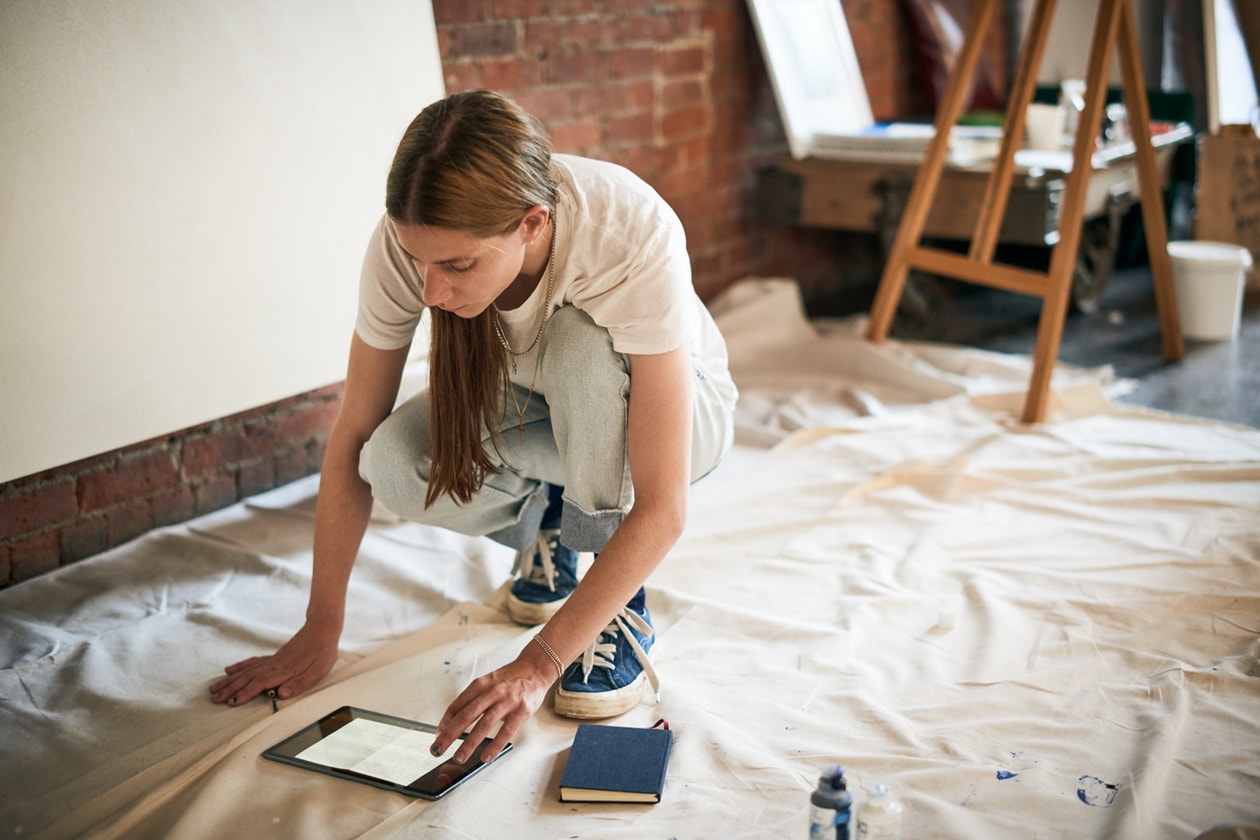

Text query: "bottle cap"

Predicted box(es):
[811, 764, 853, 809]
[863, 781, 902, 817]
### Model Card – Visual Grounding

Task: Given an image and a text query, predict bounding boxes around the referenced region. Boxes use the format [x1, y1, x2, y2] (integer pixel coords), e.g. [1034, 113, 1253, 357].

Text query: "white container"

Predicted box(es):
[1167, 241, 1253, 340]
[857, 783, 902, 838]
[1025, 103, 1065, 150]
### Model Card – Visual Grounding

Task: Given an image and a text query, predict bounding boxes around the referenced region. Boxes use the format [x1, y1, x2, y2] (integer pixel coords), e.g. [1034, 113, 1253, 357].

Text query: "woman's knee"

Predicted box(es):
[541, 307, 622, 376]
[358, 396, 433, 516]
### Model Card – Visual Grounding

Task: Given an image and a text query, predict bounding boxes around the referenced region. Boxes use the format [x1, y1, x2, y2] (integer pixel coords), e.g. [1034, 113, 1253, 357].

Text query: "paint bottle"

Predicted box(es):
[809, 764, 853, 840]
[856, 782, 902, 839]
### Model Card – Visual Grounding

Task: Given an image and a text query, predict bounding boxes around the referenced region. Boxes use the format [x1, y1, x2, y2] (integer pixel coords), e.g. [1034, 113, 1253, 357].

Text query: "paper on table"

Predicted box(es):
[296, 717, 445, 786]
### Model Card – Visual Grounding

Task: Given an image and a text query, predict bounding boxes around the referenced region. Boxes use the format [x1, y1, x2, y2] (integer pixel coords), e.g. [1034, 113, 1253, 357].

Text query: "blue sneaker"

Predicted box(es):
[506, 529, 579, 625]
[554, 598, 660, 720]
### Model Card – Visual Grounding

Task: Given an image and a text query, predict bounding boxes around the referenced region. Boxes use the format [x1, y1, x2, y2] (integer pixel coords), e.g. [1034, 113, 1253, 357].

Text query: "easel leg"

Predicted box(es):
[1116, 0, 1185, 361]
[866, 0, 997, 342]
[1023, 0, 1122, 423]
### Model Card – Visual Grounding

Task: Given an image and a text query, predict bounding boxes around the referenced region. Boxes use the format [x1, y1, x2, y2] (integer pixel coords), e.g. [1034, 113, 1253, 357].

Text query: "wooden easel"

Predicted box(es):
[865, 0, 1185, 423]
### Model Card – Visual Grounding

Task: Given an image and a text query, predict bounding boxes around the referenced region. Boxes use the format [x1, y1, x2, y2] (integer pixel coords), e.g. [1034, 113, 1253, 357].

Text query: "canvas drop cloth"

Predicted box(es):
[3, 278, 1258, 839]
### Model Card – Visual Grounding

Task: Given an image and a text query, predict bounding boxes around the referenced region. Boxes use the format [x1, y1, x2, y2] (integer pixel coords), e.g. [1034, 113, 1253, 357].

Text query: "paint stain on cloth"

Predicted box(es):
[1077, 775, 1120, 807]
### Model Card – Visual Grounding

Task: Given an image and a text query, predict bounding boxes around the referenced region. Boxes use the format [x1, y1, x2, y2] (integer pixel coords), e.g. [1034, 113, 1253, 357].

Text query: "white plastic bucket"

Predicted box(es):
[1167, 241, 1253, 340]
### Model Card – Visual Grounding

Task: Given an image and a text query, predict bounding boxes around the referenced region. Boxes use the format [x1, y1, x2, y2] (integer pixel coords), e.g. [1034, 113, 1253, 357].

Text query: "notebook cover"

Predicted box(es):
[558, 724, 673, 803]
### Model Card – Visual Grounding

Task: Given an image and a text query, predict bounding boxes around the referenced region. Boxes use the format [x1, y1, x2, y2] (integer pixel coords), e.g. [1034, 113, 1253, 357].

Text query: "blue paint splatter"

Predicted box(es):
[1077, 775, 1120, 807]
[997, 770, 1018, 780]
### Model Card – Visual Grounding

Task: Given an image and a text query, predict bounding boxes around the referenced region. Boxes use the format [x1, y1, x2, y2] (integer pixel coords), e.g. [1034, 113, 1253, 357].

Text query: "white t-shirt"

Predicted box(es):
[354, 154, 737, 409]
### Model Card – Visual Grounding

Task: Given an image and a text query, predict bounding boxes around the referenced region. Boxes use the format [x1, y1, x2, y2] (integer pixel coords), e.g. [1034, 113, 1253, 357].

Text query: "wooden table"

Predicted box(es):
[757, 123, 1193, 316]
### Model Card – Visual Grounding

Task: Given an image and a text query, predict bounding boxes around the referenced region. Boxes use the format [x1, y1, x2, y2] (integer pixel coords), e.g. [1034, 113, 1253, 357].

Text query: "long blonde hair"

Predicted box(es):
[385, 90, 558, 506]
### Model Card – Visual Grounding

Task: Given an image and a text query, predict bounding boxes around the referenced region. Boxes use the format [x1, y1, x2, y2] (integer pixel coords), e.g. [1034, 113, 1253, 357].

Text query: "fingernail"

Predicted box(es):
[211, 692, 220, 700]
[430, 743, 442, 757]
[229, 696, 237, 705]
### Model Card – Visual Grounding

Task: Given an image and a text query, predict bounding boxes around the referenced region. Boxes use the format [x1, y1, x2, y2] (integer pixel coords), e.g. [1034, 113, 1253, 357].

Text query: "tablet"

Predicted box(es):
[262, 706, 511, 800]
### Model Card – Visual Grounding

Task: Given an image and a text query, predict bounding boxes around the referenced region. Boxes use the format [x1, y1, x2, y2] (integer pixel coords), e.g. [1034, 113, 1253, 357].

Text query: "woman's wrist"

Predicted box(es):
[523, 632, 566, 684]
[532, 634, 564, 681]
[301, 607, 345, 642]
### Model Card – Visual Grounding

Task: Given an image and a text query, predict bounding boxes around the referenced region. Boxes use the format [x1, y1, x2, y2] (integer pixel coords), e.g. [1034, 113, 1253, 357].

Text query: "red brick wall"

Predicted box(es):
[0, 0, 1010, 588]
[0, 386, 342, 586]
[431, 0, 861, 300]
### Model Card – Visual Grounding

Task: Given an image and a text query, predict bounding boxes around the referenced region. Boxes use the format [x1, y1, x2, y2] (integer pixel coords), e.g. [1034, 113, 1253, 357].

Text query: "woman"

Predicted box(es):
[209, 90, 737, 765]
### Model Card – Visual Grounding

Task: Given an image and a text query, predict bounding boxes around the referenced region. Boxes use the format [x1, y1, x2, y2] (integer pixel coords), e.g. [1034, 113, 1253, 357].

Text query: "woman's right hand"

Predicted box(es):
[208, 622, 340, 708]
[208, 337, 407, 710]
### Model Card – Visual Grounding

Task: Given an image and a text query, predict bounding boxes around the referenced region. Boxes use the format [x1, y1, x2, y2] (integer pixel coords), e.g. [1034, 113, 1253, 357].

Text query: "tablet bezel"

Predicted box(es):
[262, 705, 510, 800]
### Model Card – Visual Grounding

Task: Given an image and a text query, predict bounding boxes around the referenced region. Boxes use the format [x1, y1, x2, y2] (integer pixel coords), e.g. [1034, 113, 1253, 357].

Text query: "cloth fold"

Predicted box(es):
[3, 278, 1257, 838]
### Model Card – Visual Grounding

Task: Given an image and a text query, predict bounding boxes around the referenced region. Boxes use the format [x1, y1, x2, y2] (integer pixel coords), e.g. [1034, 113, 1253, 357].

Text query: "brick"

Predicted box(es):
[448, 22, 518, 59]
[711, 33, 754, 75]
[523, 20, 565, 58]
[0, 544, 9, 586]
[574, 79, 654, 116]
[515, 88, 574, 123]
[603, 112, 654, 147]
[10, 531, 60, 583]
[181, 433, 224, 479]
[61, 515, 108, 563]
[549, 118, 602, 153]
[567, 18, 615, 49]
[481, 57, 544, 91]
[275, 400, 340, 446]
[432, 0, 489, 25]
[605, 145, 654, 177]
[0, 480, 78, 540]
[615, 14, 670, 44]
[660, 78, 706, 109]
[238, 459, 276, 499]
[542, 52, 603, 85]
[676, 137, 714, 168]
[194, 473, 238, 516]
[700, 7, 744, 37]
[553, 0, 599, 14]
[106, 500, 154, 548]
[659, 105, 711, 143]
[222, 422, 275, 466]
[275, 446, 316, 487]
[604, 47, 655, 80]
[657, 42, 708, 77]
[444, 63, 483, 94]
[489, 0, 548, 18]
[79, 449, 179, 511]
[151, 485, 196, 528]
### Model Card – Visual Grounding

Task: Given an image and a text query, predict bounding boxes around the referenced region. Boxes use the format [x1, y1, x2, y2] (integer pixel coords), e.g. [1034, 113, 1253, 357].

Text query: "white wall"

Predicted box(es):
[0, 1, 444, 483]
[1019, 0, 1164, 85]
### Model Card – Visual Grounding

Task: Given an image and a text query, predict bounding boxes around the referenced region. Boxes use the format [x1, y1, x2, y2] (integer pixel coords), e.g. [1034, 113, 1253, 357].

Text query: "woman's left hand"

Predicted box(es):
[431, 655, 553, 764]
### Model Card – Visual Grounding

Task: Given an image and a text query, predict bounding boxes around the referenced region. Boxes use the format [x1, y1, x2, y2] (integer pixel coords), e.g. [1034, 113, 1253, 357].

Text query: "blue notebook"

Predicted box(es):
[558, 723, 673, 803]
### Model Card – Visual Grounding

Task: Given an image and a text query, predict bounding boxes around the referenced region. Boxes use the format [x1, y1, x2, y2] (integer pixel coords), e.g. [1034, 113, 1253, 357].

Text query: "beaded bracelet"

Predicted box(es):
[533, 634, 564, 681]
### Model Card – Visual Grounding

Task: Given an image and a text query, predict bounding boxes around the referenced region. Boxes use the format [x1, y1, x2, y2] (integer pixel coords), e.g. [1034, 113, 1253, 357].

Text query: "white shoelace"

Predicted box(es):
[512, 528, 560, 591]
[575, 605, 661, 701]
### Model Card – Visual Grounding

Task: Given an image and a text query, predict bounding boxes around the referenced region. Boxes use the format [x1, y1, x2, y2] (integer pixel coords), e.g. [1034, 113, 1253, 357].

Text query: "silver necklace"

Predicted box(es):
[492, 217, 557, 373]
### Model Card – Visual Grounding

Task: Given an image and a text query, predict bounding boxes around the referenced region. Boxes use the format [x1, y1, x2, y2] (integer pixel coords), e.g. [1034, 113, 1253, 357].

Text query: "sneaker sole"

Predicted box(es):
[553, 669, 648, 720]
[506, 592, 568, 626]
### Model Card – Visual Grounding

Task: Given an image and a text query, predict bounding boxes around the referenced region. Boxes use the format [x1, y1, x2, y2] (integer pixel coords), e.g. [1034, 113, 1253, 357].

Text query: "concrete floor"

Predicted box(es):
[902, 267, 1260, 428]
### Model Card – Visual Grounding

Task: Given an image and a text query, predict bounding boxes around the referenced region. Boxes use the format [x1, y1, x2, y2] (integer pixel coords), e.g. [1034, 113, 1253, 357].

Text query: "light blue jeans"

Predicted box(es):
[359, 306, 734, 553]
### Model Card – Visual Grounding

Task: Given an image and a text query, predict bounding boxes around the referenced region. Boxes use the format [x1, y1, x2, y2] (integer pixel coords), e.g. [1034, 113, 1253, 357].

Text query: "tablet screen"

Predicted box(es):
[262, 706, 510, 799]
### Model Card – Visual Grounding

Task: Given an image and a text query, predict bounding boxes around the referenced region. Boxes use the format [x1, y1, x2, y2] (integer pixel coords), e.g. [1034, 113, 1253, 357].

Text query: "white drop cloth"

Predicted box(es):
[3, 278, 1257, 839]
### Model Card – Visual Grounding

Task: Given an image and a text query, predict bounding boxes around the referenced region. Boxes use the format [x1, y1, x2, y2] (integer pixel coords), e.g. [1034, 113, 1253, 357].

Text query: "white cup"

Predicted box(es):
[1025, 103, 1065, 150]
